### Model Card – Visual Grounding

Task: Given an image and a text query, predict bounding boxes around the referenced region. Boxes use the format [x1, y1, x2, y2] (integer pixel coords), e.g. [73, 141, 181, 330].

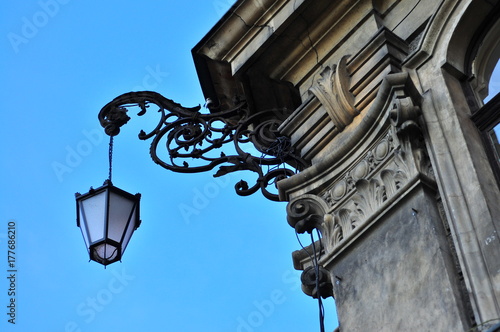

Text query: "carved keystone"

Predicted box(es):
[309, 55, 358, 130]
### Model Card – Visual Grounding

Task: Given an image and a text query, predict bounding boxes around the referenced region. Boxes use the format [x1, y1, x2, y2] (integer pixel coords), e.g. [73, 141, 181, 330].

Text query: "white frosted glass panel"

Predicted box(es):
[80, 191, 107, 243]
[121, 208, 137, 253]
[79, 208, 90, 249]
[107, 192, 136, 243]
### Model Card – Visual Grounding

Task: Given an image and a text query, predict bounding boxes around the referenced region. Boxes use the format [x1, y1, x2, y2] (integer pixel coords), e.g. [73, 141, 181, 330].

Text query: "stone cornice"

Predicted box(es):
[270, 0, 373, 86]
[194, 0, 306, 75]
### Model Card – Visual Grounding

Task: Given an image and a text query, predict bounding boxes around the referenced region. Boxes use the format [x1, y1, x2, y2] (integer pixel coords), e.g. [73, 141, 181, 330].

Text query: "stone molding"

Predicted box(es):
[196, 0, 306, 74]
[279, 28, 409, 162]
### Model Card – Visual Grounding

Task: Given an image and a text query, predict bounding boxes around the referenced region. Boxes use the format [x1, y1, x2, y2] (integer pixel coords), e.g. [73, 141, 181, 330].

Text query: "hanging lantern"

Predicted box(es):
[75, 180, 141, 266]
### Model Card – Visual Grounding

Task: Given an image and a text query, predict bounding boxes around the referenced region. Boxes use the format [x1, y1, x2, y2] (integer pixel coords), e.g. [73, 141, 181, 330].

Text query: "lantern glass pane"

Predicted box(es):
[93, 243, 119, 264]
[121, 207, 137, 253]
[78, 205, 90, 249]
[80, 190, 107, 243]
[107, 191, 136, 243]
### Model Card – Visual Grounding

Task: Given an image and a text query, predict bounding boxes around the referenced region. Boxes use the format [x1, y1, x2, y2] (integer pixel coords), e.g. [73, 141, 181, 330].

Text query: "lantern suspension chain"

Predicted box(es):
[108, 135, 114, 182]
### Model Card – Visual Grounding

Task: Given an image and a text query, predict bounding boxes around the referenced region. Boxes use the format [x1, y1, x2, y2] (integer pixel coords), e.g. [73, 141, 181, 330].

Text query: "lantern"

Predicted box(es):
[75, 180, 141, 266]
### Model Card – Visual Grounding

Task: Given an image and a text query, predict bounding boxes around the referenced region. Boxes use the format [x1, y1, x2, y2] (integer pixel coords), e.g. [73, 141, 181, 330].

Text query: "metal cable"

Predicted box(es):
[260, 136, 297, 184]
[311, 232, 325, 332]
[295, 230, 326, 332]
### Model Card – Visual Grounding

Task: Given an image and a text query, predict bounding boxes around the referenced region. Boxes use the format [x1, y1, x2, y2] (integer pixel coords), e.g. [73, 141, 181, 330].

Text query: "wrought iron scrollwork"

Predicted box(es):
[98, 91, 309, 201]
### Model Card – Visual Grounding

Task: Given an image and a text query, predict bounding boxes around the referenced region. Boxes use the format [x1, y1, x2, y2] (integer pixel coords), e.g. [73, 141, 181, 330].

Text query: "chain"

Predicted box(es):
[108, 135, 114, 182]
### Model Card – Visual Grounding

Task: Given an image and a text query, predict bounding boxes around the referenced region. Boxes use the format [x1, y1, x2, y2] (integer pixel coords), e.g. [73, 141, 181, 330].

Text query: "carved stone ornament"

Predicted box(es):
[287, 194, 329, 234]
[309, 55, 358, 130]
[286, 194, 334, 298]
[285, 73, 434, 273]
[318, 94, 432, 254]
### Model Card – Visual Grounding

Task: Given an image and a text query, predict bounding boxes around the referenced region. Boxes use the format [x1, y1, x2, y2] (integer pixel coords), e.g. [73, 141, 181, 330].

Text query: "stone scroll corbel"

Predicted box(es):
[389, 94, 432, 179]
[286, 194, 334, 299]
[286, 194, 330, 234]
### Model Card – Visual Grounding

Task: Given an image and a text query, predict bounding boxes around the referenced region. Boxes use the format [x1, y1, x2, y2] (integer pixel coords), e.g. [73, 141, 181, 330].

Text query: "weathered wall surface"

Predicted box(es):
[331, 184, 470, 331]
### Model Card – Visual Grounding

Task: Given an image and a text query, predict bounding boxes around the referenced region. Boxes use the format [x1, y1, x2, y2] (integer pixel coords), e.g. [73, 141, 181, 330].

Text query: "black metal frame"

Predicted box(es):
[471, 92, 500, 187]
[98, 91, 308, 201]
[76, 180, 141, 266]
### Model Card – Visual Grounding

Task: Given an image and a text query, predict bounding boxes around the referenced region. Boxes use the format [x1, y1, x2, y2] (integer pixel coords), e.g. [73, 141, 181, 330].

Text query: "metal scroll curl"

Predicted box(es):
[98, 91, 309, 201]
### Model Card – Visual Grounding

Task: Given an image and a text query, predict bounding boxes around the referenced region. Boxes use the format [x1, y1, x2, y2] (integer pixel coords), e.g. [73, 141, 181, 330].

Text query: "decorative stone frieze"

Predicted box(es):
[319, 124, 433, 255]
[310, 91, 432, 258]
[320, 128, 397, 207]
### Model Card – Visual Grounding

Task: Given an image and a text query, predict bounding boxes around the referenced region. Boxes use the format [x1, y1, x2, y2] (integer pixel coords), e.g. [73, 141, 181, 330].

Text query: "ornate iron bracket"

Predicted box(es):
[98, 91, 309, 201]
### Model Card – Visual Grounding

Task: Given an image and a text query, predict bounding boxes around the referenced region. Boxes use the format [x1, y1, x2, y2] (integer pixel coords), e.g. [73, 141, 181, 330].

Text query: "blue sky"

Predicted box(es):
[0, 1, 338, 331]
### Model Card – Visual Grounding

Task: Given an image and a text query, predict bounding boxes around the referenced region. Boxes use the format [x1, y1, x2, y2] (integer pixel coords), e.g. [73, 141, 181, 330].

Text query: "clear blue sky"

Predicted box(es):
[0, 1, 339, 331]
[2, 2, 500, 332]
